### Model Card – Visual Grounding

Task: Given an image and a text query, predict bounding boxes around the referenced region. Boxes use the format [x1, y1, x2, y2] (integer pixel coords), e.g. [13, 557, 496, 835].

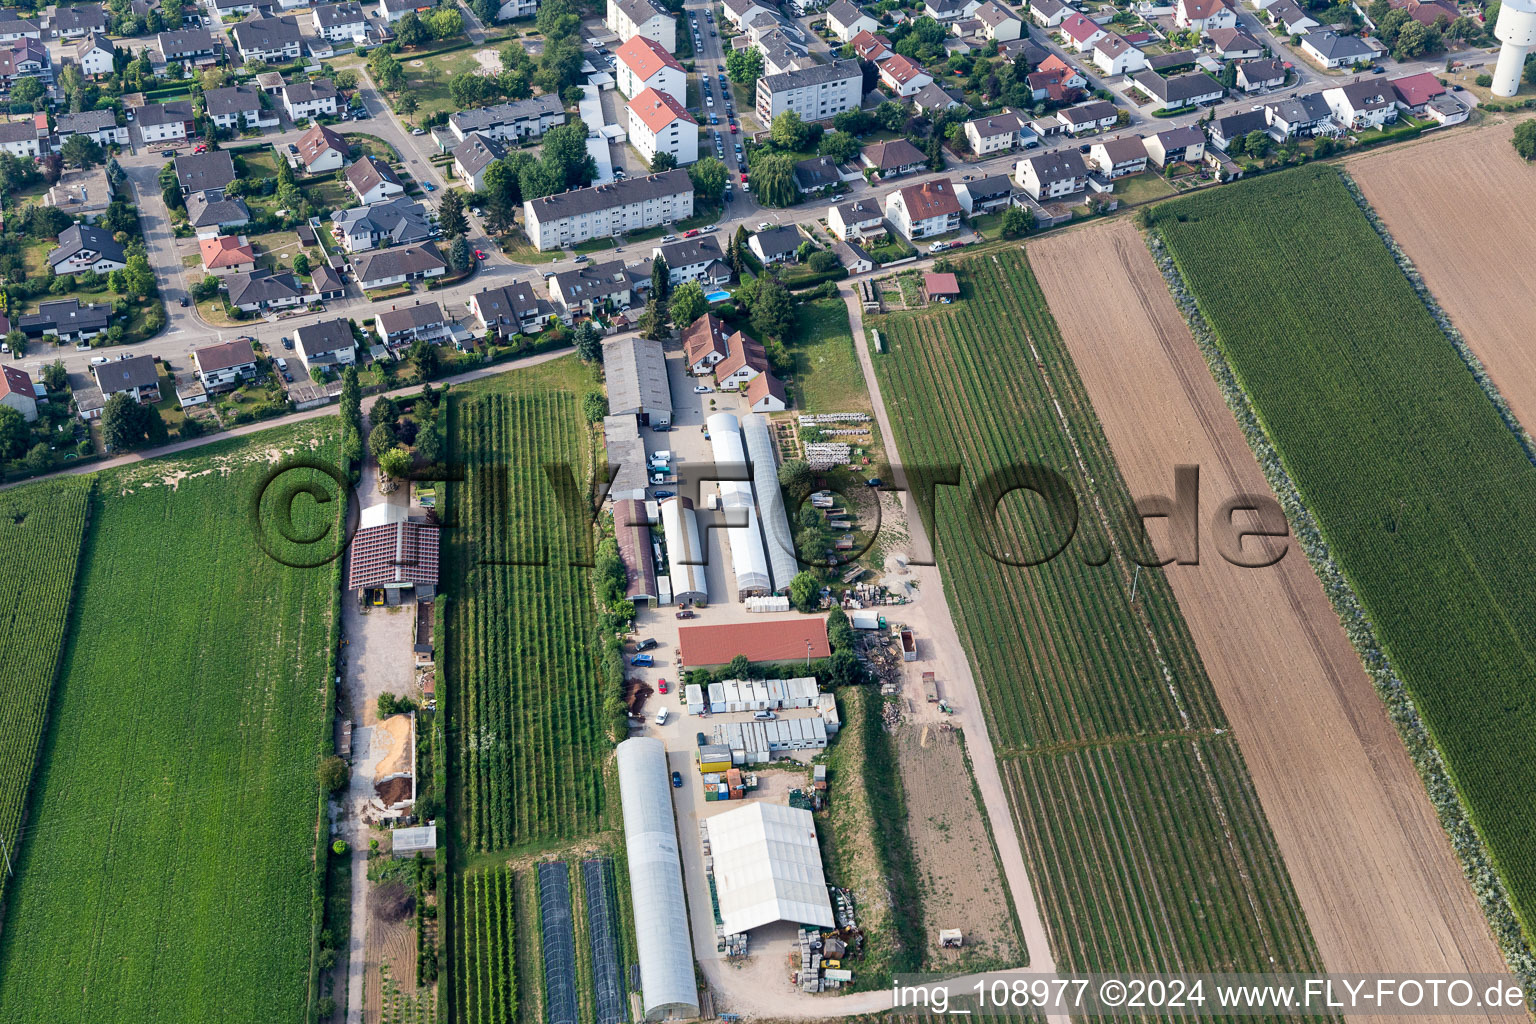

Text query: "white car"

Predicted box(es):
[703, 224, 717, 232]
[654, 707, 670, 726]
[90, 356, 108, 365]
[661, 234, 677, 242]
[411, 128, 426, 135]
[757, 222, 770, 230]
[693, 384, 712, 394]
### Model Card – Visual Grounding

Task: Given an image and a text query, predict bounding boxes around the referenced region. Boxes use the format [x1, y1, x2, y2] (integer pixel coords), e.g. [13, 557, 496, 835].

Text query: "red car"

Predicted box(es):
[729, 123, 738, 134]
[683, 229, 699, 238]
[658, 678, 669, 694]
[740, 172, 748, 183]
[474, 249, 487, 259]
[193, 144, 207, 153]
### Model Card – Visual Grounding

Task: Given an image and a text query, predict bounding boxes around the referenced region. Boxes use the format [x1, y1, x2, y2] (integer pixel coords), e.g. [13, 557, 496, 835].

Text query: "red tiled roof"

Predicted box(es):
[0, 364, 31, 399]
[678, 618, 831, 667]
[745, 370, 785, 406]
[1037, 53, 1075, 76]
[346, 520, 440, 590]
[199, 234, 255, 269]
[1179, 0, 1228, 18]
[881, 53, 928, 84]
[629, 86, 695, 134]
[896, 177, 962, 219]
[683, 313, 730, 366]
[923, 271, 959, 296]
[615, 33, 684, 80]
[1390, 70, 1445, 107]
[1060, 12, 1101, 41]
[716, 329, 767, 378]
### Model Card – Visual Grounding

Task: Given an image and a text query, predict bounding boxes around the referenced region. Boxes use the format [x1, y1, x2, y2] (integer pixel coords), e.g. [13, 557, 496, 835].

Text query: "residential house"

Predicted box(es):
[1236, 57, 1286, 91]
[255, 70, 285, 94]
[19, 298, 111, 342]
[849, 28, 892, 61]
[313, 1, 368, 42]
[293, 317, 358, 370]
[73, 32, 114, 76]
[1147, 49, 1199, 72]
[0, 364, 36, 421]
[551, 260, 639, 315]
[830, 237, 873, 273]
[495, 0, 537, 18]
[1386, 0, 1457, 26]
[1058, 12, 1106, 51]
[1028, 62, 1088, 103]
[227, 268, 305, 311]
[964, 109, 1034, 154]
[355, 242, 447, 290]
[885, 178, 961, 239]
[1015, 149, 1090, 199]
[744, 371, 787, 412]
[924, 0, 982, 21]
[1057, 99, 1120, 133]
[683, 314, 730, 373]
[1263, 91, 1337, 136]
[1421, 91, 1467, 124]
[826, 0, 877, 41]
[49, 224, 126, 275]
[1207, 26, 1261, 58]
[311, 264, 346, 300]
[748, 225, 802, 264]
[973, 1, 1022, 40]
[793, 155, 846, 193]
[860, 138, 927, 177]
[613, 33, 686, 102]
[722, 0, 772, 30]
[1388, 70, 1446, 113]
[0, 120, 38, 158]
[451, 132, 508, 192]
[522, 169, 693, 251]
[55, 109, 127, 147]
[1129, 69, 1224, 110]
[232, 16, 303, 64]
[879, 54, 933, 97]
[378, 0, 418, 22]
[606, 0, 676, 50]
[345, 155, 405, 205]
[205, 84, 277, 131]
[1088, 134, 1148, 177]
[447, 95, 566, 142]
[828, 196, 883, 240]
[288, 121, 348, 173]
[755, 59, 862, 123]
[175, 150, 237, 194]
[1324, 79, 1397, 129]
[185, 189, 252, 237]
[714, 329, 769, 390]
[1093, 33, 1147, 75]
[0, 16, 40, 41]
[193, 338, 259, 392]
[0, 39, 51, 89]
[1029, 0, 1072, 27]
[93, 354, 160, 403]
[910, 82, 965, 115]
[376, 302, 450, 349]
[955, 173, 1015, 213]
[1265, 0, 1319, 34]
[1208, 106, 1268, 148]
[655, 236, 730, 288]
[1300, 29, 1372, 68]
[136, 100, 194, 143]
[43, 168, 112, 221]
[470, 280, 559, 336]
[628, 87, 699, 167]
[1175, 0, 1237, 31]
[208, 0, 259, 18]
[49, 4, 108, 39]
[1144, 123, 1204, 165]
[199, 234, 257, 274]
[282, 78, 339, 120]
[73, 386, 105, 421]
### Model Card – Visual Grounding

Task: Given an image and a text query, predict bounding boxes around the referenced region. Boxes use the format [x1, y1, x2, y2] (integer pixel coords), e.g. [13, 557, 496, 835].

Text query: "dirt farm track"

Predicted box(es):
[1026, 220, 1509, 1021]
[1349, 116, 1536, 431]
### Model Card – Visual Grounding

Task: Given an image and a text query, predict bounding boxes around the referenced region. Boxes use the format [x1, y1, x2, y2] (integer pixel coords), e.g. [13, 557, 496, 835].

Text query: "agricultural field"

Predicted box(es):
[0, 423, 343, 1024]
[1029, 218, 1503, 981]
[443, 390, 608, 851]
[0, 477, 91, 907]
[869, 250, 1327, 986]
[449, 865, 518, 1024]
[1349, 118, 1536, 428]
[1153, 163, 1536, 944]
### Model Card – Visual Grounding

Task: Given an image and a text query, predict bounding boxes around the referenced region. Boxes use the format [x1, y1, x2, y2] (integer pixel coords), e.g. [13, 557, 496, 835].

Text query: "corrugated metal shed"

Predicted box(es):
[659, 497, 709, 605]
[603, 335, 672, 425]
[614, 497, 658, 603]
[604, 414, 648, 503]
[741, 414, 799, 593]
[707, 413, 771, 598]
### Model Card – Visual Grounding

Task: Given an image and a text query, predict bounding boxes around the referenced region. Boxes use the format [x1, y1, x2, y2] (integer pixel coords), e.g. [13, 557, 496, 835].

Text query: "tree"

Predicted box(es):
[395, 92, 419, 114]
[1514, 120, 1536, 160]
[10, 76, 43, 107]
[1000, 205, 1033, 238]
[582, 389, 608, 422]
[649, 150, 677, 172]
[449, 71, 489, 110]
[428, 6, 463, 37]
[651, 254, 671, 302]
[1243, 129, 1271, 158]
[370, 51, 406, 92]
[42, 359, 67, 392]
[833, 108, 873, 136]
[378, 445, 412, 479]
[1392, 19, 1437, 59]
[817, 130, 861, 163]
[727, 654, 751, 679]
[789, 570, 819, 612]
[101, 392, 148, 451]
[808, 249, 836, 273]
[771, 110, 809, 150]
[318, 755, 349, 793]
[448, 234, 472, 272]
[540, 120, 597, 188]
[368, 421, 397, 460]
[726, 47, 764, 86]
[24, 442, 54, 474]
[750, 277, 793, 339]
[778, 457, 812, 501]
[439, 189, 468, 237]
[124, 251, 156, 298]
[687, 155, 727, 204]
[395, 10, 427, 45]
[637, 298, 667, 340]
[749, 152, 797, 207]
[874, 100, 908, 132]
[574, 320, 602, 362]
[292, 252, 311, 277]
[4, 329, 24, 358]
[61, 134, 103, 171]
[668, 280, 707, 328]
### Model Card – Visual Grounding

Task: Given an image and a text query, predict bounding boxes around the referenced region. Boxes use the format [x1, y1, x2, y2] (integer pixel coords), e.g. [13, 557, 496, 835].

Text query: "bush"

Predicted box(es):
[1476, 73, 1492, 87]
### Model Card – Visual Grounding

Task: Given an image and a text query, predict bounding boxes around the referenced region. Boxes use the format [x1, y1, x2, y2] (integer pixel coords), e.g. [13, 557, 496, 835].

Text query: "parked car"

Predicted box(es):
[89, 356, 108, 365]
[573, 254, 589, 263]
[693, 384, 712, 393]
[676, 608, 696, 619]
[412, 127, 426, 135]
[631, 653, 655, 667]
[753, 710, 776, 720]
[661, 233, 677, 241]
[179, 297, 189, 306]
[703, 224, 717, 232]
[683, 228, 699, 237]
[866, 476, 883, 487]
[671, 770, 683, 788]
[636, 637, 659, 651]
[423, 181, 435, 191]
[475, 249, 487, 259]
[282, 337, 294, 349]
[658, 678, 669, 693]
[654, 706, 669, 725]
[653, 489, 674, 498]
[161, 149, 175, 157]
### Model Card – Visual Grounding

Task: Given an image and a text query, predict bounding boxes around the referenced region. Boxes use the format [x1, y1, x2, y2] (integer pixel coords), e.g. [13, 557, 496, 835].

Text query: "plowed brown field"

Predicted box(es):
[1349, 116, 1536, 429]
[1027, 220, 1508, 1015]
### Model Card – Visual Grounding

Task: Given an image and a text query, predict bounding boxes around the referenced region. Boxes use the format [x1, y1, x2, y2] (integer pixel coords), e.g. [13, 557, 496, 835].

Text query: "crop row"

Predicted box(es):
[449, 865, 516, 1024]
[444, 392, 607, 850]
[0, 477, 91, 907]
[1153, 165, 1536, 940]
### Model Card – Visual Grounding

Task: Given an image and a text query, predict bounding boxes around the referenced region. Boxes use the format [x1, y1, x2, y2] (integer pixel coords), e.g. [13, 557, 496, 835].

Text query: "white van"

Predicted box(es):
[654, 706, 670, 727]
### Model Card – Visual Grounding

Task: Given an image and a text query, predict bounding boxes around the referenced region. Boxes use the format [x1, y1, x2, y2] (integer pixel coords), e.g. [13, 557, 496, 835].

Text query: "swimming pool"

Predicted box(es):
[705, 290, 731, 303]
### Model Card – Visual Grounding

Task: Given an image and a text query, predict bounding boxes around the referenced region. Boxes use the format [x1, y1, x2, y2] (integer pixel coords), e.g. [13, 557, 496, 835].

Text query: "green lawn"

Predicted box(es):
[302, 178, 354, 215]
[0, 422, 342, 1024]
[344, 132, 398, 162]
[234, 146, 283, 182]
[573, 236, 618, 253]
[787, 297, 870, 417]
[499, 231, 563, 264]
[400, 50, 483, 120]
[1110, 171, 1176, 204]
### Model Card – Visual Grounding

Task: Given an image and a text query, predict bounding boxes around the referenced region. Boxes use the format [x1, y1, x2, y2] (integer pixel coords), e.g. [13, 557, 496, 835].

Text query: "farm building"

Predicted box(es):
[706, 802, 834, 935]
[707, 413, 772, 599]
[603, 335, 672, 426]
[678, 618, 831, 668]
[391, 825, 437, 858]
[702, 676, 820, 713]
[741, 414, 798, 592]
[605, 413, 649, 503]
[614, 497, 659, 605]
[708, 716, 829, 760]
[660, 496, 710, 606]
[346, 503, 440, 603]
[616, 738, 699, 1020]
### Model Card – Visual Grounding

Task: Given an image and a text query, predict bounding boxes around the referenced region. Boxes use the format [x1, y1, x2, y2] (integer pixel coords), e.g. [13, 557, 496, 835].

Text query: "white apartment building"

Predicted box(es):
[628, 88, 699, 166]
[607, 0, 676, 50]
[523, 168, 694, 251]
[755, 59, 862, 124]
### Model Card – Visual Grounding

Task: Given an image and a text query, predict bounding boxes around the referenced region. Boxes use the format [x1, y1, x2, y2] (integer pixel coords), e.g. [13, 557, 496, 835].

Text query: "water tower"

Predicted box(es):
[1491, 0, 1536, 97]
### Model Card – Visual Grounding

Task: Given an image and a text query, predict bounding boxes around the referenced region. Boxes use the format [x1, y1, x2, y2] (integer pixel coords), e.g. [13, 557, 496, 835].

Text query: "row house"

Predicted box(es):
[446, 94, 565, 143]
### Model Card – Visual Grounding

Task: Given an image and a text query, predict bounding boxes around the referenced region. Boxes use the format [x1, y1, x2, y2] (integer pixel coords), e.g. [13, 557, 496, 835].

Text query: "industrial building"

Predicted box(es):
[706, 413, 772, 599]
[616, 738, 699, 1020]
[614, 498, 659, 605]
[659, 496, 710, 606]
[709, 717, 830, 761]
[700, 677, 819, 713]
[603, 335, 672, 426]
[604, 414, 649, 503]
[678, 618, 830, 668]
[706, 802, 835, 935]
[741, 414, 799, 592]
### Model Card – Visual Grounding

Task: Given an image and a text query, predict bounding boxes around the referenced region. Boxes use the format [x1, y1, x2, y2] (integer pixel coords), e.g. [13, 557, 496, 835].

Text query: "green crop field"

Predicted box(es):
[0, 425, 342, 1024]
[450, 865, 518, 1024]
[1153, 164, 1536, 939]
[444, 390, 608, 851]
[870, 251, 1327, 990]
[0, 477, 91, 906]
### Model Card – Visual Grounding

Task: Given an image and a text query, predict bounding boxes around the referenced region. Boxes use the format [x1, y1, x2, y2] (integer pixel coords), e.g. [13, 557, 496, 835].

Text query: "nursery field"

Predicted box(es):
[450, 865, 518, 1024]
[869, 250, 1326, 986]
[0, 477, 91, 908]
[0, 424, 342, 1024]
[1153, 163, 1536, 941]
[444, 390, 608, 851]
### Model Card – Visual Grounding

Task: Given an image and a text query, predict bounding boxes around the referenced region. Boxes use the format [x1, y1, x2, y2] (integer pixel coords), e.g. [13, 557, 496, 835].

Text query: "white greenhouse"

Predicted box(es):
[706, 802, 834, 935]
[659, 496, 709, 606]
[741, 413, 799, 593]
[706, 413, 772, 598]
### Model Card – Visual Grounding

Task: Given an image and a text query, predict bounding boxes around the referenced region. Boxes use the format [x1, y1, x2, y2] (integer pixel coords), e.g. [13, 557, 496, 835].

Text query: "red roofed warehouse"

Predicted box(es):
[347, 503, 440, 604]
[679, 618, 832, 669]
